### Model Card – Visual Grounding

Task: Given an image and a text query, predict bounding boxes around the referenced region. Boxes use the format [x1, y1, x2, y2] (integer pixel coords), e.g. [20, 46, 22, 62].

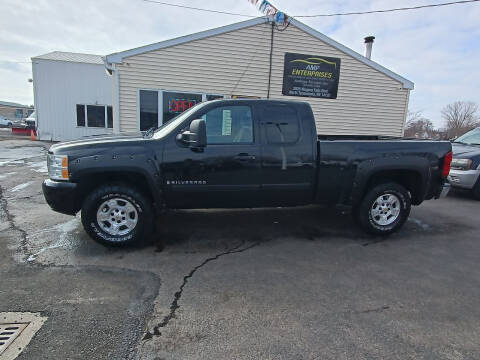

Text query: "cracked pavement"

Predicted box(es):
[1, 138, 480, 359]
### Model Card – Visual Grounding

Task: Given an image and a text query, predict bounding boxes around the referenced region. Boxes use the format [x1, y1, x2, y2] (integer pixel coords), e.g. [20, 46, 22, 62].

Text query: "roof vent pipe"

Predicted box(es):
[364, 36, 375, 60]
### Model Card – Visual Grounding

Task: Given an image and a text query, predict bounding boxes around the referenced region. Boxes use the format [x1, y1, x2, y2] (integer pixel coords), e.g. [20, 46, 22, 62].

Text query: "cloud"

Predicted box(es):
[1, 0, 479, 127]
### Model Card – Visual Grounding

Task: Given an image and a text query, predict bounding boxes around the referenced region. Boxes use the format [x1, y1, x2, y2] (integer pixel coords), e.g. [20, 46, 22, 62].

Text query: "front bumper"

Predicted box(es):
[42, 179, 79, 215]
[447, 169, 480, 190]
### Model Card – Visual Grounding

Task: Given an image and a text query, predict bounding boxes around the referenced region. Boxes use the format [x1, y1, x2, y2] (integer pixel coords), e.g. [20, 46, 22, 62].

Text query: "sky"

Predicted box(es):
[0, 0, 479, 128]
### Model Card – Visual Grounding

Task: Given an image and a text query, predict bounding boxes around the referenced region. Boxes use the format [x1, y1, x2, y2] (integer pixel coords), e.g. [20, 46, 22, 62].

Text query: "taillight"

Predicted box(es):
[442, 151, 452, 178]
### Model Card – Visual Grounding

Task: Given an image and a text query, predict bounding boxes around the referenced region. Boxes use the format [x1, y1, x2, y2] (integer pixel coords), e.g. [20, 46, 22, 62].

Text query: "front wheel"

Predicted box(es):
[355, 182, 411, 235]
[81, 183, 154, 247]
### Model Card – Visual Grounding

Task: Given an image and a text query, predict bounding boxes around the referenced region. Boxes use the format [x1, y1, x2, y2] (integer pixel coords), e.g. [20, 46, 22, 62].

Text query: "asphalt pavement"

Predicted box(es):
[1, 138, 480, 360]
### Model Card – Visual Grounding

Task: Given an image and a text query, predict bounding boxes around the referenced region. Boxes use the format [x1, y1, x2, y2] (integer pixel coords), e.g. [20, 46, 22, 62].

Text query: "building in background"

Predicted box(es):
[32, 18, 414, 141]
[0, 100, 33, 122]
[31, 52, 113, 141]
[104, 17, 413, 137]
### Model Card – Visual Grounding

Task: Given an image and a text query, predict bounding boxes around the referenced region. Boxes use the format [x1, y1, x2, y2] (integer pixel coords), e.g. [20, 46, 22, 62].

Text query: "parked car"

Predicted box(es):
[0, 115, 13, 128]
[42, 99, 452, 247]
[447, 127, 480, 199]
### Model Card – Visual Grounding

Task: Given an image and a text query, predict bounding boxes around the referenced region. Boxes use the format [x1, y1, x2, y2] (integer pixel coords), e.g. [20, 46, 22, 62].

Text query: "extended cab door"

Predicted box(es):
[162, 102, 262, 208]
[259, 103, 316, 206]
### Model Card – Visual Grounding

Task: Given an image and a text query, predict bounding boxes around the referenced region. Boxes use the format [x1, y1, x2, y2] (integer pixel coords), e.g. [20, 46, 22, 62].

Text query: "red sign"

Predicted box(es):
[168, 98, 197, 114]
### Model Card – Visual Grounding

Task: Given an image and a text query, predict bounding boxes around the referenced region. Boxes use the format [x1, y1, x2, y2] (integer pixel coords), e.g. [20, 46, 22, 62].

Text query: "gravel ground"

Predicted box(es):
[1, 138, 480, 359]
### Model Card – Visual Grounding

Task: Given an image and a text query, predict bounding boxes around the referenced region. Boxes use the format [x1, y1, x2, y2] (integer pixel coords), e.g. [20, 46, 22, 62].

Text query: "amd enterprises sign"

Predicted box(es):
[282, 52, 341, 99]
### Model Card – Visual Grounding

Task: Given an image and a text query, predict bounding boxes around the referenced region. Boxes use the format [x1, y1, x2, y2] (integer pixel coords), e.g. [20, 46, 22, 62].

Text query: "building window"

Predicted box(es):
[107, 106, 113, 128]
[76, 104, 112, 128]
[76, 104, 85, 126]
[200, 105, 253, 144]
[140, 90, 158, 131]
[163, 91, 202, 124]
[15, 109, 23, 119]
[262, 105, 300, 144]
[138, 90, 225, 130]
[206, 94, 224, 101]
[87, 105, 106, 128]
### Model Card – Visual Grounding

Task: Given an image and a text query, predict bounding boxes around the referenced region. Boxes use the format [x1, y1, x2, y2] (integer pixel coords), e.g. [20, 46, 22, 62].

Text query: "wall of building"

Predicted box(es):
[115, 21, 410, 137]
[33, 59, 113, 141]
[0, 104, 31, 121]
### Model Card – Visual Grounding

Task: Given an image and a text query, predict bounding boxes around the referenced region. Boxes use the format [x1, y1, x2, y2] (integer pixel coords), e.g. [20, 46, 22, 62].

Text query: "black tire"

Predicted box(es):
[81, 183, 154, 247]
[355, 182, 411, 235]
[472, 179, 480, 200]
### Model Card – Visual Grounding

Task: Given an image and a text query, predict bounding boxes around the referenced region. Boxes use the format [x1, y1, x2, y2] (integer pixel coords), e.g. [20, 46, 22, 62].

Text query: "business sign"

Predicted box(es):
[282, 53, 341, 99]
[168, 98, 197, 114]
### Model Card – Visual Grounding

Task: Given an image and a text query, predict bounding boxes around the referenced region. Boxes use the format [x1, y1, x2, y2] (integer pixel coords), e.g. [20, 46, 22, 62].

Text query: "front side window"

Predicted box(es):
[201, 105, 253, 144]
[87, 105, 106, 128]
[262, 105, 300, 144]
[140, 90, 158, 131]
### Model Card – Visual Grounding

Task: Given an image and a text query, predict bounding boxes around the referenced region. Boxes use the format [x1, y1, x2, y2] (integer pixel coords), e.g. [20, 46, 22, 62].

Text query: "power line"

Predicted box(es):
[141, 0, 256, 17]
[140, 0, 480, 18]
[294, 0, 480, 17]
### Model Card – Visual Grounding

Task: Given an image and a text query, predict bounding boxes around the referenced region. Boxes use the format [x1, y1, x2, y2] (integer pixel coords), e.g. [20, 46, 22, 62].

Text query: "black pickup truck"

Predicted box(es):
[42, 99, 452, 246]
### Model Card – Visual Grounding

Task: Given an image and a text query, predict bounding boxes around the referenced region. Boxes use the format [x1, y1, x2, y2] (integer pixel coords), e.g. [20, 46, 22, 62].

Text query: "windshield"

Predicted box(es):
[152, 102, 210, 139]
[454, 127, 480, 145]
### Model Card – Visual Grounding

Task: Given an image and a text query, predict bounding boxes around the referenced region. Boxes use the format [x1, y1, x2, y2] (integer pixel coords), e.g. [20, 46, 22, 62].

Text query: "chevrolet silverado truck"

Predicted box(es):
[42, 99, 452, 246]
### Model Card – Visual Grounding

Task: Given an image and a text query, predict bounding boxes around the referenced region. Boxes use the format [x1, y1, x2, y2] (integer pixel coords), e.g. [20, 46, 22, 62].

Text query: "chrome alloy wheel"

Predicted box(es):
[96, 198, 138, 236]
[370, 193, 401, 226]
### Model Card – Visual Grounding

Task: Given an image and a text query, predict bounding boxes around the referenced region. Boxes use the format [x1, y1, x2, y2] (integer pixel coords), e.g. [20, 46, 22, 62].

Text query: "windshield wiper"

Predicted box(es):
[143, 127, 157, 138]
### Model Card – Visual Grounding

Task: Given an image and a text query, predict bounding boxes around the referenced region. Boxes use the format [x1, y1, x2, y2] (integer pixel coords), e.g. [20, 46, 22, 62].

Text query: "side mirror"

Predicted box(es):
[177, 119, 207, 149]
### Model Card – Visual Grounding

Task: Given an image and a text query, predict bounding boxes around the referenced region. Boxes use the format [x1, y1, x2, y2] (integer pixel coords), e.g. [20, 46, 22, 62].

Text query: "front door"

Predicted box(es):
[162, 103, 261, 208]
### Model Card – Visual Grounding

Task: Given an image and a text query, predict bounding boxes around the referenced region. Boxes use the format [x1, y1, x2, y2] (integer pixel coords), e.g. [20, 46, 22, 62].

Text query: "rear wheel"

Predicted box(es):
[81, 183, 154, 247]
[355, 182, 411, 235]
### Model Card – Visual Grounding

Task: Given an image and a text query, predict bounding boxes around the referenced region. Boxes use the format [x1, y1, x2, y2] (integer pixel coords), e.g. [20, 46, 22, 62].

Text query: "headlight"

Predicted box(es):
[450, 158, 472, 170]
[47, 154, 69, 180]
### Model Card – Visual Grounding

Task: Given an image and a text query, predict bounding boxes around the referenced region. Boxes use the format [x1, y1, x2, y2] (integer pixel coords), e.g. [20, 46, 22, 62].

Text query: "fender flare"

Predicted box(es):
[350, 156, 431, 206]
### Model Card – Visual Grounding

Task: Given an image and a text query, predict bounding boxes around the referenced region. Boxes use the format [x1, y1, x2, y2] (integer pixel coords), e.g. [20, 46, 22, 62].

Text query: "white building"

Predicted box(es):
[32, 52, 113, 141]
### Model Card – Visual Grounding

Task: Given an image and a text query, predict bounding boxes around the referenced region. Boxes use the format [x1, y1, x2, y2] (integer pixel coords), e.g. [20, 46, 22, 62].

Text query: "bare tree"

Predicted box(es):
[441, 101, 479, 138]
[404, 111, 434, 138]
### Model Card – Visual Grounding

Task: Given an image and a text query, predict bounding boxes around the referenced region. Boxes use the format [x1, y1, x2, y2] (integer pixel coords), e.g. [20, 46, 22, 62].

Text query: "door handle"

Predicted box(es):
[234, 153, 256, 161]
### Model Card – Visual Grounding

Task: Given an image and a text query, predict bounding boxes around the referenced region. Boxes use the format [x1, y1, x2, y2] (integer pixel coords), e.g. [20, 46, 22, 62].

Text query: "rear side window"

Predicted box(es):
[262, 105, 300, 144]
